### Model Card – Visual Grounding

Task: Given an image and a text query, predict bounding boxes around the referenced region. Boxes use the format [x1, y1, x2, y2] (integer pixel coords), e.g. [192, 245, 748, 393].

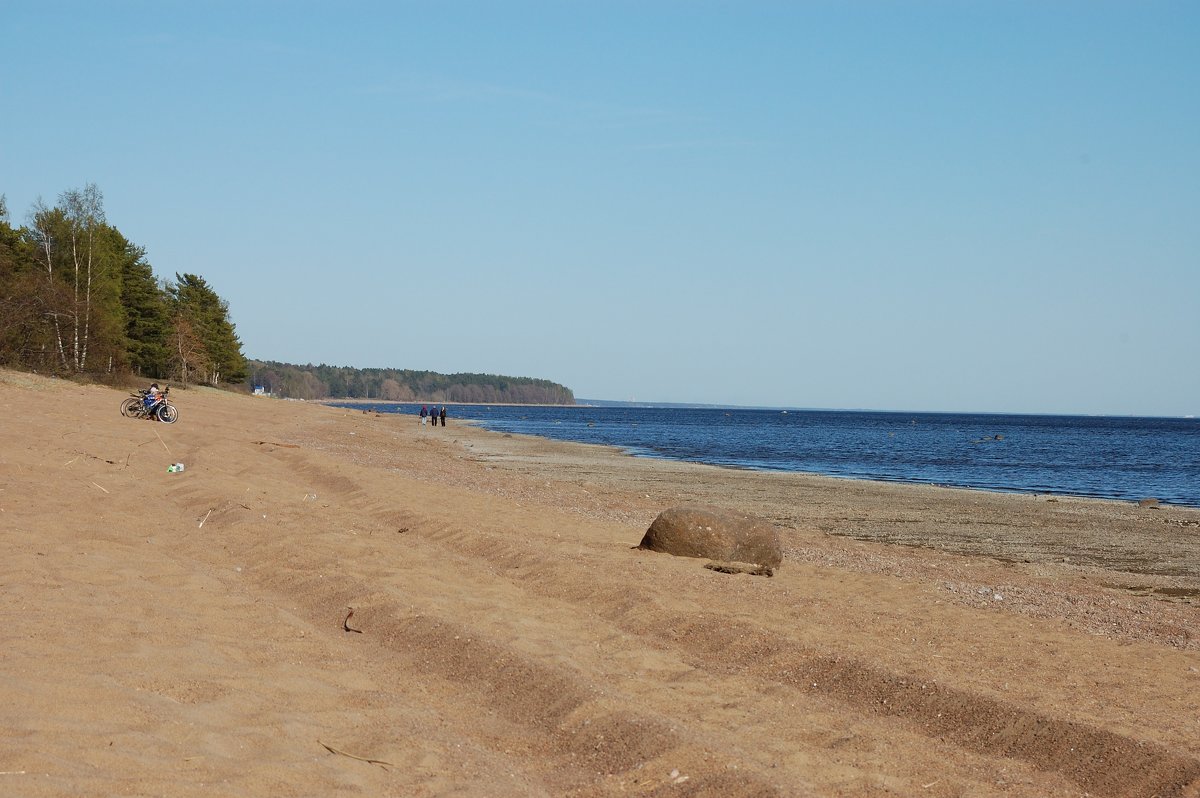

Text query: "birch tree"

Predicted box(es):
[60, 183, 107, 371]
[166, 314, 210, 386]
[24, 185, 116, 373]
[26, 200, 71, 370]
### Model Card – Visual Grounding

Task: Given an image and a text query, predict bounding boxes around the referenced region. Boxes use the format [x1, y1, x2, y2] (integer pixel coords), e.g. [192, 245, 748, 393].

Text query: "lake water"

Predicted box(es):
[336, 402, 1200, 508]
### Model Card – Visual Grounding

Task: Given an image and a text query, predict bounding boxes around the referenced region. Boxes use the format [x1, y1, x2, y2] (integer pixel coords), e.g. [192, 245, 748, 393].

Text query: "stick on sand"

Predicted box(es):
[318, 740, 392, 768]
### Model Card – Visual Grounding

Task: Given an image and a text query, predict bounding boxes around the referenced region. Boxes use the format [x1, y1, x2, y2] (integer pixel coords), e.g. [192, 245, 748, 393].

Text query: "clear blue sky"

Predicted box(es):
[3, 2, 1197, 415]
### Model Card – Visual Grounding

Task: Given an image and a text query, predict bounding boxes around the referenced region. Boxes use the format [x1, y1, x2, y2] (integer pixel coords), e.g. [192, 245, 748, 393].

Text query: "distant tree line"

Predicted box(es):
[249, 360, 576, 405]
[0, 186, 247, 386]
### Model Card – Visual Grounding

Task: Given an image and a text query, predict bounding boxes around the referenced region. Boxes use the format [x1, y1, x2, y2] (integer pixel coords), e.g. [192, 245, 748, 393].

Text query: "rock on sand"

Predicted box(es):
[637, 504, 783, 568]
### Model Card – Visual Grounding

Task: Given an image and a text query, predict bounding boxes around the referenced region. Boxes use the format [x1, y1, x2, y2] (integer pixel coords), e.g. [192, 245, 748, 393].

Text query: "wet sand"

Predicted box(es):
[2, 370, 1198, 796]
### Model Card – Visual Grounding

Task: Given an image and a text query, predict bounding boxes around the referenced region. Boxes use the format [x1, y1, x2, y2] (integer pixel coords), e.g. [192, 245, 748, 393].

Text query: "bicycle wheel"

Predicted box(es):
[157, 404, 179, 424]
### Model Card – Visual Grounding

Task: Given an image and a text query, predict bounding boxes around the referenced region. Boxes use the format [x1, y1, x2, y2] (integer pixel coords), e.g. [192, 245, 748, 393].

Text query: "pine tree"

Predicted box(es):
[169, 273, 247, 386]
[0, 214, 48, 366]
[118, 238, 171, 377]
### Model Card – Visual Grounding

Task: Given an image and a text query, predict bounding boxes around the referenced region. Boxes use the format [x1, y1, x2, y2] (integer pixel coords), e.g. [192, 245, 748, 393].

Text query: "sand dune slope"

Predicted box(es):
[1, 372, 1198, 797]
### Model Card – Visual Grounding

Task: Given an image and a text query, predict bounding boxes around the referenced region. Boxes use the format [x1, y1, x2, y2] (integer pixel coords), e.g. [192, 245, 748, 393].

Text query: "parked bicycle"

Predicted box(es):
[120, 386, 178, 423]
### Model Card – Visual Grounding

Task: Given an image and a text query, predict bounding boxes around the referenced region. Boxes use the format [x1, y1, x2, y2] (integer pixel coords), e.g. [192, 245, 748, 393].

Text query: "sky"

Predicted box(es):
[2, 1, 1197, 416]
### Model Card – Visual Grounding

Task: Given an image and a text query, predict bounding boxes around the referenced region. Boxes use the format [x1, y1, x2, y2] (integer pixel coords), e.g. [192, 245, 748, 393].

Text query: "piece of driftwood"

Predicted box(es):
[343, 608, 363, 633]
[703, 560, 774, 577]
[317, 740, 392, 768]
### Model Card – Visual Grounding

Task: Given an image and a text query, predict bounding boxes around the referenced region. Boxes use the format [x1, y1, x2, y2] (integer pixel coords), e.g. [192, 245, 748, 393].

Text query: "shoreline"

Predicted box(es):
[482, 427, 1194, 509]
[328, 396, 1200, 420]
[411, 410, 1200, 512]
[438, 420, 1200, 581]
[320, 398, 580, 408]
[3, 370, 1198, 797]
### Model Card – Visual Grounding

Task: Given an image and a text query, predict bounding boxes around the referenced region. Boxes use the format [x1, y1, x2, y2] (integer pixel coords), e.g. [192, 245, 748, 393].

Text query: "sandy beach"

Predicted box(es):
[2, 370, 1198, 797]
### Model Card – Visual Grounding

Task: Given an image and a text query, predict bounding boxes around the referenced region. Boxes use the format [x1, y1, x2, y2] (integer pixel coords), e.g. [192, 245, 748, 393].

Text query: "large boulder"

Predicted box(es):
[637, 504, 782, 568]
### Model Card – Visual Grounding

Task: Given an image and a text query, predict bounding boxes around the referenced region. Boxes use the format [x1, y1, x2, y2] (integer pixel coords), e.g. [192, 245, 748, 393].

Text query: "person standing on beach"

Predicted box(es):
[440, 405, 447, 427]
[420, 405, 427, 426]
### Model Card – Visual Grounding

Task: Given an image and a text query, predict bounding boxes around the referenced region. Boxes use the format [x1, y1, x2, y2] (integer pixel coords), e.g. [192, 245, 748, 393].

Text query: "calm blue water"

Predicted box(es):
[338, 403, 1200, 507]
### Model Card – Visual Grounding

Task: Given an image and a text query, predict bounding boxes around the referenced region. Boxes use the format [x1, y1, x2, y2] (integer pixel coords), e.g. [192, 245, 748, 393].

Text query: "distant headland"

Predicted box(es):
[247, 359, 575, 405]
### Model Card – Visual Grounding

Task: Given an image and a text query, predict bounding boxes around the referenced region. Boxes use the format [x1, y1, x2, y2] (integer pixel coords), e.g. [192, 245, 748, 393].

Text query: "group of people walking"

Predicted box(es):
[420, 405, 446, 427]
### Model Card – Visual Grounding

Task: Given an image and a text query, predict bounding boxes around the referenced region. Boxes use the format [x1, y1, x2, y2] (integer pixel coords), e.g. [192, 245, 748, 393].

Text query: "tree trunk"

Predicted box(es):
[32, 215, 70, 372]
[80, 228, 94, 372]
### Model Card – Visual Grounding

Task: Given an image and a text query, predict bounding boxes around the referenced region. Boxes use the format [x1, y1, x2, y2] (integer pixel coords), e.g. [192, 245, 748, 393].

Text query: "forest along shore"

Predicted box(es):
[2, 369, 1198, 797]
